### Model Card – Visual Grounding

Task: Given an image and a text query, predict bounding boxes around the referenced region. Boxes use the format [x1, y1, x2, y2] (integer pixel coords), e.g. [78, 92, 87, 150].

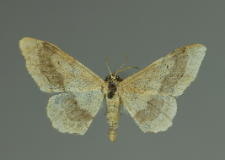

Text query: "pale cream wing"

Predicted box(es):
[19, 37, 104, 93]
[20, 37, 105, 134]
[121, 44, 206, 96]
[46, 91, 103, 135]
[120, 44, 206, 133]
[121, 92, 177, 133]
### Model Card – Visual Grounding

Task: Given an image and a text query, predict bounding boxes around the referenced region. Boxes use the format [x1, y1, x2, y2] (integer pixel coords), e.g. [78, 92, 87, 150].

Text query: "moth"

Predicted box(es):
[19, 37, 206, 142]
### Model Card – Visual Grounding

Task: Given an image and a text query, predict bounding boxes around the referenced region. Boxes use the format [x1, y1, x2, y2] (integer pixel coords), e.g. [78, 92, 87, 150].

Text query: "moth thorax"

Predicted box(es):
[107, 81, 117, 99]
[108, 129, 117, 143]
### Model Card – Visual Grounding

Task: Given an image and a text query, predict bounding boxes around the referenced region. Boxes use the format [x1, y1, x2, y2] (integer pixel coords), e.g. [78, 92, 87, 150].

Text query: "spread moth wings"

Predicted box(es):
[19, 37, 104, 135]
[20, 37, 206, 141]
[120, 44, 206, 133]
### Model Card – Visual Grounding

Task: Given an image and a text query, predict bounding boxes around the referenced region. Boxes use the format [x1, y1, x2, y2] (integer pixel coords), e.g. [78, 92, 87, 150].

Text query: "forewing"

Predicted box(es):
[121, 44, 206, 96]
[46, 91, 103, 135]
[19, 37, 104, 93]
[121, 92, 177, 133]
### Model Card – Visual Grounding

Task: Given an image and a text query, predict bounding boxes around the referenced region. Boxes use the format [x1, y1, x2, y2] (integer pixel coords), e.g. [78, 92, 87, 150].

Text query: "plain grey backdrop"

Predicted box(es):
[1, 0, 224, 159]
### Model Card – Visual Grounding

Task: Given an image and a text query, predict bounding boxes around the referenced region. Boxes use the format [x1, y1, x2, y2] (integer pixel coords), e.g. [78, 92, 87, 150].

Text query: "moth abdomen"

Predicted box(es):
[105, 106, 120, 143]
[105, 79, 122, 142]
[108, 129, 117, 143]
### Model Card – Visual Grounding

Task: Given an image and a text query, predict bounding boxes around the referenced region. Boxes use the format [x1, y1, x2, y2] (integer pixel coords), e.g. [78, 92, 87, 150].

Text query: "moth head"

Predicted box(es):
[105, 53, 139, 81]
[105, 74, 123, 82]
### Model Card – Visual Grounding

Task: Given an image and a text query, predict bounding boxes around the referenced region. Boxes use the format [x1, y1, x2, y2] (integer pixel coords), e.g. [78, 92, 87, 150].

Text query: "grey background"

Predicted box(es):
[1, 0, 224, 159]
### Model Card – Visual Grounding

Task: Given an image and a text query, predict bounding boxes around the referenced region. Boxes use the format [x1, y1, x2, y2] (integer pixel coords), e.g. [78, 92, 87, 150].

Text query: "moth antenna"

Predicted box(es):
[106, 54, 112, 77]
[115, 53, 128, 76]
[116, 66, 139, 74]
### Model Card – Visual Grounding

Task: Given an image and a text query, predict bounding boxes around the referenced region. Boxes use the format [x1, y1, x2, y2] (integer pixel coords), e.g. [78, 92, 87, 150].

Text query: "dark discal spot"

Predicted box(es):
[107, 81, 117, 99]
[38, 42, 65, 91]
[134, 97, 163, 123]
[65, 98, 93, 128]
[159, 47, 189, 95]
